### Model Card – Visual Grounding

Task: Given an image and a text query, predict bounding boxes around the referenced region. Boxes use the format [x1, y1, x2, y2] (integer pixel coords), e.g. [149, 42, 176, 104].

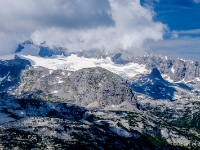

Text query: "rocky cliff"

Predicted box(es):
[14, 67, 137, 109]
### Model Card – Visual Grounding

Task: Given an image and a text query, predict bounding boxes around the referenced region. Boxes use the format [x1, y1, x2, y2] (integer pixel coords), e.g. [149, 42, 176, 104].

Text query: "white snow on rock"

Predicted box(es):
[196, 77, 200, 81]
[0, 76, 6, 83]
[171, 67, 175, 73]
[7, 76, 11, 81]
[109, 126, 132, 137]
[58, 80, 64, 83]
[162, 74, 174, 82]
[19, 54, 147, 79]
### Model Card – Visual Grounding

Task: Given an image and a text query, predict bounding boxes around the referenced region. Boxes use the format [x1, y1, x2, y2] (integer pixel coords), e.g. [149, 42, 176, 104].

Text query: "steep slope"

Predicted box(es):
[15, 67, 138, 109]
[132, 54, 200, 82]
[0, 57, 199, 149]
[0, 58, 31, 92]
[0, 98, 188, 149]
[131, 68, 176, 100]
[130, 67, 196, 100]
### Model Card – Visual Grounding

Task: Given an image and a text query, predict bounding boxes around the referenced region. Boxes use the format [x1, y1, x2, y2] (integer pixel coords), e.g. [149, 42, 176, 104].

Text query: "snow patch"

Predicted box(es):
[58, 80, 64, 83]
[171, 67, 175, 73]
[196, 77, 200, 81]
[7, 76, 11, 81]
[49, 70, 53, 74]
[19, 54, 147, 79]
[0, 76, 6, 82]
[109, 126, 132, 137]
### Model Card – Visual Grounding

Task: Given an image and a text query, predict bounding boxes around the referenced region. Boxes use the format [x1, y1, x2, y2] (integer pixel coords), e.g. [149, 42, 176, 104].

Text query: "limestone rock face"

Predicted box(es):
[131, 54, 200, 82]
[17, 67, 137, 108]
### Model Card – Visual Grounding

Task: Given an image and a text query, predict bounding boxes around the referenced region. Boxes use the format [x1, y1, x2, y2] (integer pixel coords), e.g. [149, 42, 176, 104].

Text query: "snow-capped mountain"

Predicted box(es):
[0, 41, 200, 149]
[14, 41, 200, 82]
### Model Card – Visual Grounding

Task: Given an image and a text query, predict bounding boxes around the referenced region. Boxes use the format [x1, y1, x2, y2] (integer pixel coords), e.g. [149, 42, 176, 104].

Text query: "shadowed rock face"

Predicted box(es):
[130, 68, 177, 100]
[0, 58, 31, 92]
[150, 68, 163, 80]
[15, 44, 24, 53]
[111, 53, 129, 64]
[16, 67, 137, 108]
[38, 46, 69, 57]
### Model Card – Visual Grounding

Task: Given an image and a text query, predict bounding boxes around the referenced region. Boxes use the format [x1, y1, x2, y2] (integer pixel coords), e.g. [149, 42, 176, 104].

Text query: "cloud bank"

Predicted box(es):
[0, 0, 166, 55]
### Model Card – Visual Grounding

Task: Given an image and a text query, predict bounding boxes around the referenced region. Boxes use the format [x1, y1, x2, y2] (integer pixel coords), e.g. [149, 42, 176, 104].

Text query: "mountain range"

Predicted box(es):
[0, 41, 199, 149]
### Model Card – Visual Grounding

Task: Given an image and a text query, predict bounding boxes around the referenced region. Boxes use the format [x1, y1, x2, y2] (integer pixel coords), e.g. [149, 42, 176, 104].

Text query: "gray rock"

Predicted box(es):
[38, 46, 69, 57]
[17, 67, 137, 108]
[76, 49, 107, 59]
[130, 54, 200, 82]
[130, 68, 176, 100]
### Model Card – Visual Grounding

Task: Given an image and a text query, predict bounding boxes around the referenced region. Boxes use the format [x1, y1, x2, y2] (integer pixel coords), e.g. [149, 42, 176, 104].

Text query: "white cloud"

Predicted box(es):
[171, 31, 179, 39]
[194, 0, 200, 3]
[177, 29, 200, 34]
[31, 0, 166, 54]
[0, 0, 166, 55]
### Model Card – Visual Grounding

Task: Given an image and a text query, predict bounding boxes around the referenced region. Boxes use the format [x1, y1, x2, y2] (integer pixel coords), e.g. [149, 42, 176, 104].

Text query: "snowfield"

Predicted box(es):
[19, 54, 148, 79]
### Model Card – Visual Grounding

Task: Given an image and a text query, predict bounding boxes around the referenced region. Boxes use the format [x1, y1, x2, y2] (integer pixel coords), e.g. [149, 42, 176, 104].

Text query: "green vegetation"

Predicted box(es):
[143, 133, 169, 146]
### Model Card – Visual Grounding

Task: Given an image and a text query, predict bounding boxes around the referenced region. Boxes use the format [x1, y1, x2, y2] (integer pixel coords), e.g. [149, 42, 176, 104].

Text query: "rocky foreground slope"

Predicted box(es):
[0, 56, 200, 149]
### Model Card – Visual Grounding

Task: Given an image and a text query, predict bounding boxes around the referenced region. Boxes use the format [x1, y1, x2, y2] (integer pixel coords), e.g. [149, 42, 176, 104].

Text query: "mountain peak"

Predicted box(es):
[150, 68, 162, 79]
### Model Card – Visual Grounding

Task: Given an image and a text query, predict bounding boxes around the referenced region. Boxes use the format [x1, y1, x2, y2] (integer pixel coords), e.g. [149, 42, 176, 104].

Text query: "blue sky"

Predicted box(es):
[141, 0, 200, 61]
[144, 0, 200, 31]
[0, 0, 199, 61]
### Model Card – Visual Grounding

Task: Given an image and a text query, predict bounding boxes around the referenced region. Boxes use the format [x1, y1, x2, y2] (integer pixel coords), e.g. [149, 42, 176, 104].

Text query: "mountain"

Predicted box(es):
[0, 41, 199, 149]
[131, 54, 200, 82]
[15, 40, 69, 57]
[0, 58, 31, 92]
[15, 66, 138, 110]
[130, 68, 176, 100]
[15, 41, 200, 83]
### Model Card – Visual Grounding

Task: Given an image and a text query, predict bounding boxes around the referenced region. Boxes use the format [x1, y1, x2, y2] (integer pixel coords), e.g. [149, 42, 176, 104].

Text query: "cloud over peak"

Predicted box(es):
[0, 0, 166, 55]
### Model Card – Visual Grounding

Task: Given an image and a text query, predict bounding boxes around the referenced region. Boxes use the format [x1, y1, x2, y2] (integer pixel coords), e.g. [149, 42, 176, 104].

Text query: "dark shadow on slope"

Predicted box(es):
[0, 57, 31, 92]
[4, 98, 87, 121]
[175, 83, 193, 91]
[130, 68, 177, 101]
[0, 97, 187, 150]
[131, 68, 194, 101]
